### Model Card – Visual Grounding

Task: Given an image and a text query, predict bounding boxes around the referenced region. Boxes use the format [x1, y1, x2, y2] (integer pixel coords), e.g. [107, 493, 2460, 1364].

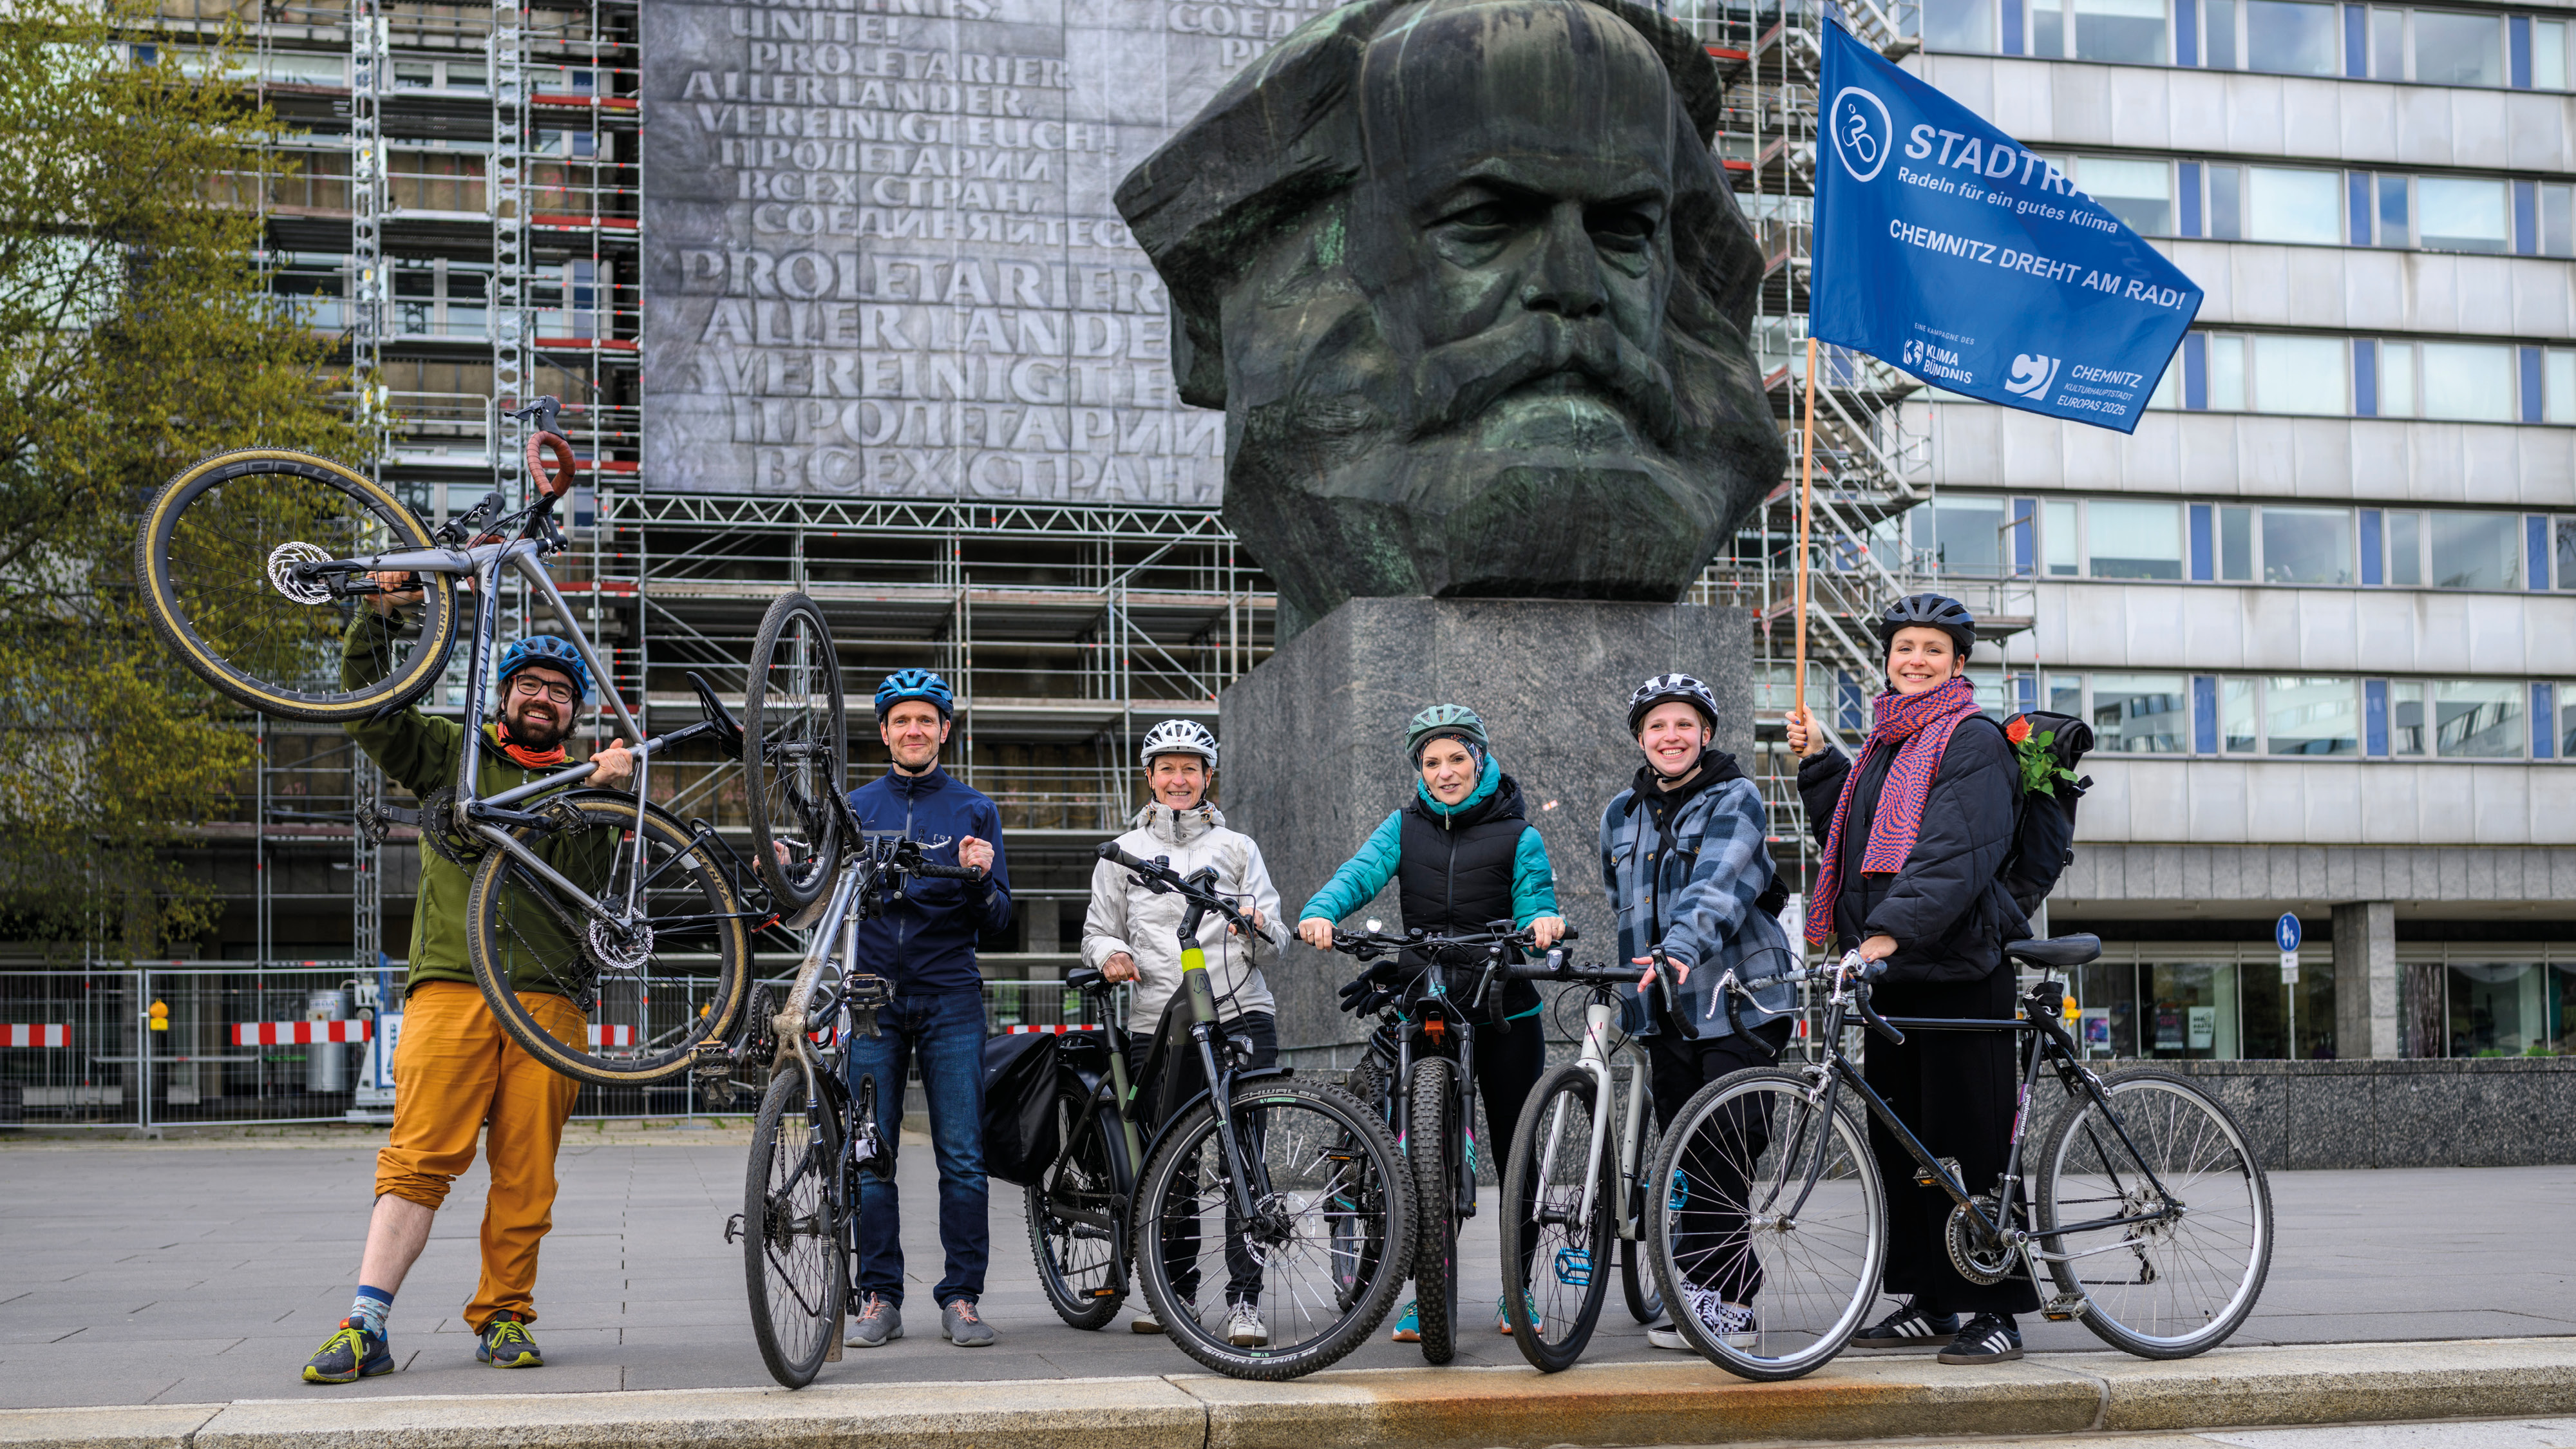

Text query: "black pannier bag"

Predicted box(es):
[981, 1030, 1062, 1187]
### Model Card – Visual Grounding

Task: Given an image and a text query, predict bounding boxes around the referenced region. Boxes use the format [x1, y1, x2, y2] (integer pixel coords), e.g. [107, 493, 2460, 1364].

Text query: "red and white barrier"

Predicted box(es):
[232, 1021, 373, 1046]
[3, 1024, 68, 1048]
[591, 1025, 634, 1047]
[1004, 1023, 1104, 1034]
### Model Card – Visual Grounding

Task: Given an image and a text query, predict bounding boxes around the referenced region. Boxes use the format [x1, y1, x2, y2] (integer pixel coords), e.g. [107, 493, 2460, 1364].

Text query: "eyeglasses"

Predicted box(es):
[509, 676, 577, 705]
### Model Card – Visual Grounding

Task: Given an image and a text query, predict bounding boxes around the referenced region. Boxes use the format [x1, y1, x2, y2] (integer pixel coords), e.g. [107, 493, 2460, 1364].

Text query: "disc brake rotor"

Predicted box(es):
[265, 542, 333, 605]
[585, 915, 654, 972]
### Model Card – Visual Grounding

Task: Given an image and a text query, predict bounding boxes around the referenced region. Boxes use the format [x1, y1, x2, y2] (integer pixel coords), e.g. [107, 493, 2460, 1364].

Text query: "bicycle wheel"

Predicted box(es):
[1622, 1065, 1666, 1325]
[744, 1063, 846, 1388]
[1028, 1099, 1127, 1329]
[1500, 1063, 1615, 1372]
[137, 449, 459, 722]
[1406, 1056, 1462, 1365]
[464, 793, 753, 1085]
[1133, 1077, 1414, 1380]
[1651, 1068, 1883, 1382]
[2035, 1069, 2273, 1359]
[742, 592, 846, 910]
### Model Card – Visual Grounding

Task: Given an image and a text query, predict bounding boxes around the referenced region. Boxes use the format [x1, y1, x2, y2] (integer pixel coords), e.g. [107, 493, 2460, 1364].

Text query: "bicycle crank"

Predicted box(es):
[1944, 1195, 2016, 1285]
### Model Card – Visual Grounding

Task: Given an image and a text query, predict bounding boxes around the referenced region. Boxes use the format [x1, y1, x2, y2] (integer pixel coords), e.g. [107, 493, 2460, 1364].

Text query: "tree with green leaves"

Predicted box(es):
[0, 0, 368, 961]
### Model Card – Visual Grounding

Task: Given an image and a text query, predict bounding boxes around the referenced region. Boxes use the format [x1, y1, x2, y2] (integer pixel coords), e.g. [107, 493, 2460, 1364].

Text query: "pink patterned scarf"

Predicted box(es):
[1805, 677, 1983, 947]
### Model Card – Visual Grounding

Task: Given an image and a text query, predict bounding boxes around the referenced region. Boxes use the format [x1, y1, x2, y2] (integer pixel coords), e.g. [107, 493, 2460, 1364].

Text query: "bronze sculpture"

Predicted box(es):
[1117, 0, 1785, 627]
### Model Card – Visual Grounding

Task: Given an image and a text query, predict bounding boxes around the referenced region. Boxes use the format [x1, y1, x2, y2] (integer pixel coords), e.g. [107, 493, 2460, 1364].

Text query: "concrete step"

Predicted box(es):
[7, 1337, 2571, 1449]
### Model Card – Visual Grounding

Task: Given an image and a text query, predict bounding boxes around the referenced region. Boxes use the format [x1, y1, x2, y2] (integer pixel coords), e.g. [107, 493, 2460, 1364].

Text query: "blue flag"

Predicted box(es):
[1810, 21, 2201, 433]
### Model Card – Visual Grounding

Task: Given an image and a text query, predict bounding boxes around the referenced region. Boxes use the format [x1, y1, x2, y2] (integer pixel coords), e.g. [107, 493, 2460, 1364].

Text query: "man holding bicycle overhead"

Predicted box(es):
[840, 669, 1011, 1351]
[1079, 719, 1289, 1345]
[1599, 674, 1797, 1354]
[1298, 703, 1564, 1342]
[301, 580, 634, 1385]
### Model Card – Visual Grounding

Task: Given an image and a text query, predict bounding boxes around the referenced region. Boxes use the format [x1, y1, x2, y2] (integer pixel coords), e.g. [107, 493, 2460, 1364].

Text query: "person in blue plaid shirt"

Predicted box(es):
[1599, 674, 1797, 1352]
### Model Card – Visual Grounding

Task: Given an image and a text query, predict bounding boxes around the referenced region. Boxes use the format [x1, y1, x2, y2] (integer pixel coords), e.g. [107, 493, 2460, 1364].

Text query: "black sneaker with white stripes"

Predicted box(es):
[1936, 1312, 2024, 1365]
[1848, 1298, 1960, 1350]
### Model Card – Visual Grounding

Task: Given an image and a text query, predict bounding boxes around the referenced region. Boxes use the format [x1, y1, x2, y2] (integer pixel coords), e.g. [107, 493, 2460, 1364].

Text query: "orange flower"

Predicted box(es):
[2004, 715, 2032, 744]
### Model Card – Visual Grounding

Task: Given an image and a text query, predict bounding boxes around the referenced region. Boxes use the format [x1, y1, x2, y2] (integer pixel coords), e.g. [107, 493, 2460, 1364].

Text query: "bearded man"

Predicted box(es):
[1115, 0, 1785, 627]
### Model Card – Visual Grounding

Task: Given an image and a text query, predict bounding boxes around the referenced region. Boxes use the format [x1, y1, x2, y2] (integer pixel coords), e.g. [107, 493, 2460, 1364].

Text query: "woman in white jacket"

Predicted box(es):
[1081, 718, 1289, 1343]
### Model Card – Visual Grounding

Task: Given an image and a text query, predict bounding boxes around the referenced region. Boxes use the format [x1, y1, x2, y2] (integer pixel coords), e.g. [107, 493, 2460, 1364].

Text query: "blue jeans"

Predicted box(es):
[844, 988, 987, 1305]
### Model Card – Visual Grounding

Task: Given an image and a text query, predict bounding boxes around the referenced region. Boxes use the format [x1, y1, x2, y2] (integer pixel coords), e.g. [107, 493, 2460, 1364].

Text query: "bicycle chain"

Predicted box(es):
[417, 787, 486, 869]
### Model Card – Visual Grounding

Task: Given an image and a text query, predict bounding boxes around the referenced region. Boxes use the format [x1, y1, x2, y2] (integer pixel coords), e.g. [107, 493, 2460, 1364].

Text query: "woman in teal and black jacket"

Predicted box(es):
[1296, 704, 1564, 1341]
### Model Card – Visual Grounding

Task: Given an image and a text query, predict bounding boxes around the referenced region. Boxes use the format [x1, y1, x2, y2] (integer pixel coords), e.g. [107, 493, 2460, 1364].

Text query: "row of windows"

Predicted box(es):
[2033, 670, 2570, 759]
[2049, 154, 2575, 256]
[1926, 0, 2571, 89]
[1920, 495, 2576, 591]
[2150, 334, 2575, 422]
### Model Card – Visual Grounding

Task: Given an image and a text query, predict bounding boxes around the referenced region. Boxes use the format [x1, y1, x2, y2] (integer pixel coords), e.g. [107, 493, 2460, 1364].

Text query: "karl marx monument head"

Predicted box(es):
[1116, 0, 1785, 627]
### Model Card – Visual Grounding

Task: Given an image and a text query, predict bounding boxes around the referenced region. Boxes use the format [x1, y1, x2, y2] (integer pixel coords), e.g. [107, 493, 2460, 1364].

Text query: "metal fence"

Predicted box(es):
[0, 966, 1115, 1130]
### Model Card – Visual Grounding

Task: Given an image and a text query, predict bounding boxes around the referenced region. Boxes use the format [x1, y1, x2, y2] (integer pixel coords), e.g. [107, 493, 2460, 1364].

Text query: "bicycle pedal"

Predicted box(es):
[2041, 1292, 2090, 1322]
[723, 1213, 744, 1244]
[1915, 1156, 1962, 1188]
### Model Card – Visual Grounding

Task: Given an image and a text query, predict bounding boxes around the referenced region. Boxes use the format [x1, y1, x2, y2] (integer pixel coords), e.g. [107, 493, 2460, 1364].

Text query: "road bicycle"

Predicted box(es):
[1019, 846, 1413, 1380]
[1331, 919, 1571, 1365]
[1490, 949, 1674, 1371]
[1649, 934, 2273, 1381]
[135, 402, 757, 1084]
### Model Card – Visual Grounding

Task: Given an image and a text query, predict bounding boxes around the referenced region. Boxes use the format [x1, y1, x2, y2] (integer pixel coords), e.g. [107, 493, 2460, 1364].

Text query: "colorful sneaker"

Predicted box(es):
[301, 1318, 393, 1384]
[1389, 1300, 1420, 1343]
[1646, 1289, 1755, 1350]
[1225, 1302, 1269, 1347]
[1497, 1290, 1537, 1335]
[1850, 1297, 1960, 1350]
[475, 1312, 543, 1368]
[943, 1297, 996, 1347]
[1937, 1312, 2024, 1365]
[846, 1294, 902, 1347]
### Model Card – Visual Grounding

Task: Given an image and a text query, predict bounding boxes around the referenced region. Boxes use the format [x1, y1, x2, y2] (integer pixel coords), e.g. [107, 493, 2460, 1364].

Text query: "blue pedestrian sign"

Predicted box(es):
[2274, 913, 2302, 953]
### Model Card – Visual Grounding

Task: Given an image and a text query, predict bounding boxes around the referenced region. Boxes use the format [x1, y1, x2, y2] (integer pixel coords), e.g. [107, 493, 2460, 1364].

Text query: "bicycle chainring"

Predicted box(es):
[737, 983, 779, 1079]
[1944, 1195, 2016, 1285]
[417, 787, 486, 869]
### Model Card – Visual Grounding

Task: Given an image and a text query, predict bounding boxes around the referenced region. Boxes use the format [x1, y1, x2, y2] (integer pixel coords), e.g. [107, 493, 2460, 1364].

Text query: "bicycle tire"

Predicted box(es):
[744, 1063, 846, 1388]
[741, 592, 846, 910]
[464, 793, 752, 1085]
[137, 449, 459, 722]
[1132, 1077, 1413, 1380]
[1621, 1234, 1663, 1325]
[1406, 1056, 1461, 1365]
[1622, 1068, 1666, 1325]
[2034, 1068, 2273, 1359]
[1649, 1068, 1883, 1383]
[1028, 1099, 1127, 1330]
[1500, 1063, 1616, 1372]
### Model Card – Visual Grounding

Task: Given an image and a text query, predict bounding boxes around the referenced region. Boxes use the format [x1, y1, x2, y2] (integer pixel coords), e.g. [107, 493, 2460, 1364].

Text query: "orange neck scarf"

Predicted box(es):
[489, 722, 569, 771]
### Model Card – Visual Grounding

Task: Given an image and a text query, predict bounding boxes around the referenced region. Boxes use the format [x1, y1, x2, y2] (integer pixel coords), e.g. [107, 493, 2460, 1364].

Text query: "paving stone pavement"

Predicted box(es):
[1, 1130, 2568, 1410]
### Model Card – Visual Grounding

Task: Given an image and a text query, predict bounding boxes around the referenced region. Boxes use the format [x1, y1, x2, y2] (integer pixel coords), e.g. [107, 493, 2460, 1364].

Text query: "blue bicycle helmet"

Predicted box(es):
[496, 634, 592, 705]
[875, 668, 954, 721]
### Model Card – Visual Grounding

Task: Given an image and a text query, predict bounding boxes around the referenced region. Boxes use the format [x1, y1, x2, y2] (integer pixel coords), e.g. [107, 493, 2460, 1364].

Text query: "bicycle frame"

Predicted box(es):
[1530, 990, 1658, 1253]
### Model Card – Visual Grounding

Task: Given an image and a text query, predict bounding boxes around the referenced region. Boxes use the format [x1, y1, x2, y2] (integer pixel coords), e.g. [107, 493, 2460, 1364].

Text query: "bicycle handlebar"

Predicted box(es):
[1715, 951, 1904, 1044]
[1095, 842, 1256, 934]
[1503, 952, 1636, 987]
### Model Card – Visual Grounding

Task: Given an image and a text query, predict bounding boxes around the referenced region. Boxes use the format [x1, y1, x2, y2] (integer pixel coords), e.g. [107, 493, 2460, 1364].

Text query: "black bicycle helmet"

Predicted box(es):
[1877, 593, 1977, 661]
[1626, 673, 1720, 734]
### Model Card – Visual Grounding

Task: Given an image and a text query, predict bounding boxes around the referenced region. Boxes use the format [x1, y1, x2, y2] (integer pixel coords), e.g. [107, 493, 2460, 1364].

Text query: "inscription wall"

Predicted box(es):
[642, 0, 1331, 499]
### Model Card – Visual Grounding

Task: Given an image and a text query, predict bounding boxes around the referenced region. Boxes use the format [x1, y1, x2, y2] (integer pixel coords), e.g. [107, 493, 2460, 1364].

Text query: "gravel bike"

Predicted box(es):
[1651, 934, 2273, 1381]
[1491, 950, 1671, 1371]
[134, 401, 755, 1084]
[1331, 919, 1571, 1365]
[1025, 846, 1413, 1380]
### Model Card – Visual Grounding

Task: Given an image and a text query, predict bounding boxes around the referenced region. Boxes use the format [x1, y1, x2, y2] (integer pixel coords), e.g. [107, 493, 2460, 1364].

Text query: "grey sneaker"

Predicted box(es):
[845, 1294, 902, 1348]
[942, 1297, 995, 1347]
[1225, 1302, 1269, 1347]
[1130, 1312, 1165, 1334]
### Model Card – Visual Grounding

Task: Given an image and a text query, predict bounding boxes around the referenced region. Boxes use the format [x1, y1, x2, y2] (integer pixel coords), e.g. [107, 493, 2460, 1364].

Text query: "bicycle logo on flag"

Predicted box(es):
[1828, 86, 1892, 182]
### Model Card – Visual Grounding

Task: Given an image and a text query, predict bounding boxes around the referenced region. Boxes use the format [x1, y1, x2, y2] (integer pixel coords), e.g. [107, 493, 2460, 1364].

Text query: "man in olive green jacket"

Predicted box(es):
[301, 578, 632, 1385]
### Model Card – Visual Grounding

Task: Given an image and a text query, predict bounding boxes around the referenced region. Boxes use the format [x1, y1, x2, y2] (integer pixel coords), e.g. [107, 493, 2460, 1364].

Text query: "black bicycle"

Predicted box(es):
[1649, 934, 2273, 1381]
[1021, 847, 1415, 1380]
[1331, 919, 1573, 1365]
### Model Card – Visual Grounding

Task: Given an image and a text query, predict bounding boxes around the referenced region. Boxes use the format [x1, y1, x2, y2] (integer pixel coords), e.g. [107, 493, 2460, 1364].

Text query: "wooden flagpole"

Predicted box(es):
[1796, 334, 1816, 726]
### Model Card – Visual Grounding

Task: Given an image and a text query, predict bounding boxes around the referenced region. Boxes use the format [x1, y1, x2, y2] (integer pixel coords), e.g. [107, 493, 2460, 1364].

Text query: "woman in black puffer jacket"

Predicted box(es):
[1786, 593, 2035, 1367]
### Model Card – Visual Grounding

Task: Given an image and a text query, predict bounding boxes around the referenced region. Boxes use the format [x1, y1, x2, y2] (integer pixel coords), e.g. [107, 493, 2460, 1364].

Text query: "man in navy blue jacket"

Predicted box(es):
[841, 668, 1012, 1350]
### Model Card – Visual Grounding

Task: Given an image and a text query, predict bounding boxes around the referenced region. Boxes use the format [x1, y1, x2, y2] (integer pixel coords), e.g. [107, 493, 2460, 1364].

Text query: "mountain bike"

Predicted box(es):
[1490, 950, 1671, 1371]
[1331, 919, 1571, 1365]
[1023, 846, 1413, 1380]
[1649, 934, 2273, 1381]
[135, 401, 755, 1084]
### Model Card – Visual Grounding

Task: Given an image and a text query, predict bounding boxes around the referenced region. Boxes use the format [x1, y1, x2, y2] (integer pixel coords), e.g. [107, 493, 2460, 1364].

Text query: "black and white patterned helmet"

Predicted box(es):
[1627, 673, 1719, 734]
[1139, 718, 1218, 768]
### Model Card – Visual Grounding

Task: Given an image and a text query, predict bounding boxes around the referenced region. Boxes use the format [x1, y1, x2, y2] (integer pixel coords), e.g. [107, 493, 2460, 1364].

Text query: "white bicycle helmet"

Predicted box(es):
[1139, 718, 1218, 768]
[1627, 672, 1720, 734]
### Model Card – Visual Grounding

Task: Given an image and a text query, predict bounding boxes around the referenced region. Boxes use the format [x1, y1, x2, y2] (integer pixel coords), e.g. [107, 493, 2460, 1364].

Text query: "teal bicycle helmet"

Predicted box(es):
[875, 668, 954, 721]
[1404, 703, 1488, 763]
[496, 634, 592, 705]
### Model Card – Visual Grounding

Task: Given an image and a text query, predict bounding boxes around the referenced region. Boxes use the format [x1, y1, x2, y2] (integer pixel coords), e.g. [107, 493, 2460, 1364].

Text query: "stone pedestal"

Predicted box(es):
[1218, 596, 1756, 1058]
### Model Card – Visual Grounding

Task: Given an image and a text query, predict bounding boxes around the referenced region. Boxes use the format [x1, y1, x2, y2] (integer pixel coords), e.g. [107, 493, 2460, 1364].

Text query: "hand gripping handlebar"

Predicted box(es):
[1094, 842, 1256, 935]
[1713, 950, 1904, 1043]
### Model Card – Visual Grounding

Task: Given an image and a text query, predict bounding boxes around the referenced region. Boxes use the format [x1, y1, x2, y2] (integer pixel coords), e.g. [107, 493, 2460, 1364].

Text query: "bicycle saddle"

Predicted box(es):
[2003, 934, 2101, 968]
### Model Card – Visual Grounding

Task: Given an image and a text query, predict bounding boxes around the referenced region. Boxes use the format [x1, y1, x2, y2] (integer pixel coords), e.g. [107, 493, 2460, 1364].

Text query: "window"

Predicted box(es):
[2371, 5, 2405, 75]
[2262, 507, 2354, 584]
[2387, 509, 2424, 585]
[2414, 176, 2510, 252]
[2428, 511, 2521, 589]
[2076, 156, 2174, 236]
[2034, 0, 2172, 62]
[2221, 677, 2259, 752]
[2207, 165, 2244, 239]
[2562, 682, 2576, 757]
[2390, 680, 2427, 753]
[2205, 0, 2239, 65]
[2041, 500, 2079, 576]
[2434, 680, 2522, 755]
[2538, 19, 2570, 90]
[2206, 334, 2247, 409]
[2419, 342, 2515, 422]
[2550, 350, 2576, 424]
[1922, 495, 2009, 576]
[2380, 341, 2418, 417]
[1924, 0, 1996, 52]
[2376, 173, 2410, 245]
[2244, 0, 2338, 73]
[2092, 674, 2191, 752]
[2243, 167, 2342, 243]
[2411, 9, 2503, 84]
[2043, 672, 2084, 716]
[2250, 334, 2348, 414]
[2219, 506, 2254, 580]
[2088, 500, 2184, 579]
[2266, 677, 2360, 754]
[2544, 184, 2575, 259]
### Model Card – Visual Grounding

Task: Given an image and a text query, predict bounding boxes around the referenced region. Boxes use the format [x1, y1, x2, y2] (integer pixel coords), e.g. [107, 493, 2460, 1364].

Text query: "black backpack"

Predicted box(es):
[1989, 710, 2093, 916]
[980, 1030, 1063, 1186]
